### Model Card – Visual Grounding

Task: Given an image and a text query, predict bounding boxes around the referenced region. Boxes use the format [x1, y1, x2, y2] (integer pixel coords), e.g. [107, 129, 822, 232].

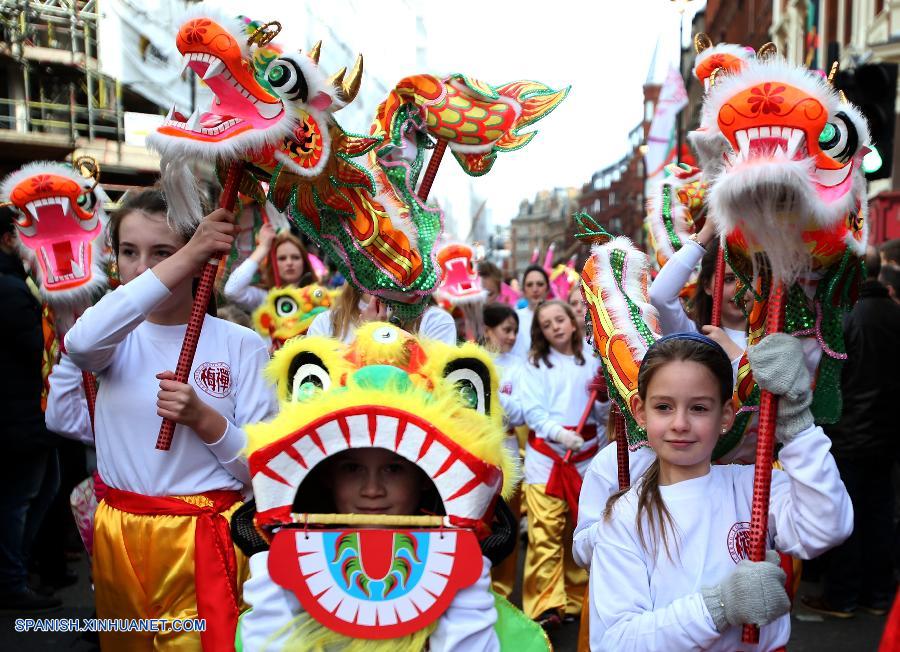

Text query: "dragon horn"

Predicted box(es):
[694, 33, 712, 54]
[757, 42, 777, 59]
[341, 54, 363, 104]
[308, 40, 322, 64]
[828, 61, 839, 84]
[326, 67, 347, 93]
[73, 155, 101, 191]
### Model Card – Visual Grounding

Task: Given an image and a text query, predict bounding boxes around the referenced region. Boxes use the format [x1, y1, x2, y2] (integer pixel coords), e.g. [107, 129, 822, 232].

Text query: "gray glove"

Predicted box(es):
[701, 550, 790, 632]
[747, 333, 814, 442]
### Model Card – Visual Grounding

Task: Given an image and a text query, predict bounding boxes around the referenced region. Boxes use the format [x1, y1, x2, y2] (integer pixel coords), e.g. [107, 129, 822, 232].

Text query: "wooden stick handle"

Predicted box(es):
[711, 243, 726, 327]
[290, 513, 449, 527]
[155, 162, 243, 451]
[82, 371, 97, 434]
[417, 139, 448, 201]
[742, 282, 786, 643]
[614, 405, 630, 490]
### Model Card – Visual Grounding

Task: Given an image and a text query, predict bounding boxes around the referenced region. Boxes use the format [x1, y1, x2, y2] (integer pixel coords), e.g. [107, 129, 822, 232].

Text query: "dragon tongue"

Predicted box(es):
[357, 529, 395, 581]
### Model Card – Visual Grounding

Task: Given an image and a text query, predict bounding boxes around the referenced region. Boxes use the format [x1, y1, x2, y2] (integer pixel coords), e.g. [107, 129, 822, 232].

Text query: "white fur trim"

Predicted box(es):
[692, 43, 755, 79]
[374, 190, 419, 251]
[147, 112, 297, 161]
[589, 236, 661, 366]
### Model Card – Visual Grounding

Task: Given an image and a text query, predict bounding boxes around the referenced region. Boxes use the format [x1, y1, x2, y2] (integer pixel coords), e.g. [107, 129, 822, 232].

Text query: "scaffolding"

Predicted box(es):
[0, 1, 130, 144]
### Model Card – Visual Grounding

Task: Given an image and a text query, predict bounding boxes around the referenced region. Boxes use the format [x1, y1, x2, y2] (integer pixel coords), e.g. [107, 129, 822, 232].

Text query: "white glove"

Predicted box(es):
[701, 550, 790, 632]
[550, 427, 584, 451]
[748, 333, 814, 442]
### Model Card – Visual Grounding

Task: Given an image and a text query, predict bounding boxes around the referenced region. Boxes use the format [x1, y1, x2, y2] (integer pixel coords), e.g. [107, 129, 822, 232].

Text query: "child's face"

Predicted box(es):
[634, 360, 735, 482]
[538, 303, 576, 352]
[704, 263, 748, 325]
[568, 287, 587, 324]
[117, 211, 186, 284]
[276, 241, 305, 285]
[484, 315, 518, 353]
[330, 448, 424, 516]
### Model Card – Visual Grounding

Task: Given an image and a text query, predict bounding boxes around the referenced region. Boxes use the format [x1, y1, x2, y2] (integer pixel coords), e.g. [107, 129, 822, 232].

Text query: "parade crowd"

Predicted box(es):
[0, 190, 898, 650]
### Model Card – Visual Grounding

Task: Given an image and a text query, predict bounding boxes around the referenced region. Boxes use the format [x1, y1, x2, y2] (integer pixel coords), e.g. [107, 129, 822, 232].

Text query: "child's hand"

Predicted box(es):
[552, 427, 585, 451]
[701, 550, 789, 632]
[700, 325, 744, 361]
[156, 371, 226, 444]
[360, 296, 389, 323]
[184, 208, 235, 268]
[748, 333, 814, 442]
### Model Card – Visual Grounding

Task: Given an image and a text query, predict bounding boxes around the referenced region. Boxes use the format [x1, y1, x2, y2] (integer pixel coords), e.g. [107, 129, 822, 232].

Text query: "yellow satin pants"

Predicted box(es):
[93, 497, 248, 651]
[491, 486, 522, 598]
[522, 483, 587, 619]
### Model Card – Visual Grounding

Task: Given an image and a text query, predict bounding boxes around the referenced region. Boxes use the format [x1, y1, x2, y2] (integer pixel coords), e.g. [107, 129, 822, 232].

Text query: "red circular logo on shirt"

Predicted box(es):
[727, 521, 752, 563]
[194, 362, 232, 398]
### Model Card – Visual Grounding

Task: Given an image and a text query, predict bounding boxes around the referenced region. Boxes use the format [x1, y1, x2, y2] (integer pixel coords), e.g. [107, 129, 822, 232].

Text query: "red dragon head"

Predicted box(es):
[0, 158, 109, 309]
[702, 54, 870, 281]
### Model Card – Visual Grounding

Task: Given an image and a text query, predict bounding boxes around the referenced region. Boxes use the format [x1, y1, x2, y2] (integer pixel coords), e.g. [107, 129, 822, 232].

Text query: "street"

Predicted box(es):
[0, 547, 888, 651]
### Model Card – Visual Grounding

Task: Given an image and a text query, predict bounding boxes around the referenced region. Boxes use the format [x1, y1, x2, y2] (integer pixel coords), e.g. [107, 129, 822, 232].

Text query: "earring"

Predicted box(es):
[721, 427, 728, 434]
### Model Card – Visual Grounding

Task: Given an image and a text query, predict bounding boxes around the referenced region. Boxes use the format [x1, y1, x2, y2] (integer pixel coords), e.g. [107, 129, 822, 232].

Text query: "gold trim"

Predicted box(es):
[291, 513, 447, 527]
[694, 33, 713, 54]
[248, 21, 282, 47]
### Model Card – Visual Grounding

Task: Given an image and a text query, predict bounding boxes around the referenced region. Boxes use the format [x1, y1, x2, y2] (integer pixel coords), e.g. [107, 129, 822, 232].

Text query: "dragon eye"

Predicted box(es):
[291, 362, 330, 402]
[818, 112, 858, 164]
[457, 382, 479, 409]
[266, 58, 308, 103]
[444, 365, 488, 415]
[275, 296, 299, 317]
[285, 351, 330, 402]
[76, 192, 95, 213]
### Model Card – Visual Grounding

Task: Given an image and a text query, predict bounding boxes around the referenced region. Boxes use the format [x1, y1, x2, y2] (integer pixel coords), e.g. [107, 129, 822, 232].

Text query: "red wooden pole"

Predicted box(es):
[710, 243, 726, 327]
[83, 371, 97, 433]
[155, 162, 243, 451]
[614, 405, 630, 490]
[742, 282, 786, 643]
[417, 140, 448, 201]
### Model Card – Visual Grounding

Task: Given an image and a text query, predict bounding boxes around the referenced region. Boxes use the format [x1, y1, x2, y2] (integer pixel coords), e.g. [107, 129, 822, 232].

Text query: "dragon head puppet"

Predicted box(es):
[251, 283, 333, 347]
[701, 50, 870, 283]
[244, 322, 516, 642]
[0, 157, 109, 319]
[149, 6, 569, 319]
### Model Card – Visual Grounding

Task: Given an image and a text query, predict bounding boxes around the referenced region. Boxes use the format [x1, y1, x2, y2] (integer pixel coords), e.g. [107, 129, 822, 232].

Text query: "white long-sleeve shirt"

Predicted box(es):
[573, 442, 656, 568]
[65, 270, 277, 495]
[307, 305, 457, 346]
[647, 240, 747, 372]
[589, 424, 852, 652]
[45, 353, 94, 445]
[495, 351, 525, 429]
[509, 306, 534, 359]
[519, 350, 610, 485]
[240, 550, 500, 652]
[223, 257, 268, 312]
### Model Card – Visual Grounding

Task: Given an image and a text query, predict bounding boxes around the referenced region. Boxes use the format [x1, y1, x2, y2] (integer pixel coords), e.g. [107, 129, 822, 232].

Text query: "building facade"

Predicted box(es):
[508, 186, 580, 279]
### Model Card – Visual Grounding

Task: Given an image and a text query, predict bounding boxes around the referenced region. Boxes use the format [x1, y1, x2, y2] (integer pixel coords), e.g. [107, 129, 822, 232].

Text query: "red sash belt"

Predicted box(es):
[104, 487, 242, 652]
[528, 425, 597, 523]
